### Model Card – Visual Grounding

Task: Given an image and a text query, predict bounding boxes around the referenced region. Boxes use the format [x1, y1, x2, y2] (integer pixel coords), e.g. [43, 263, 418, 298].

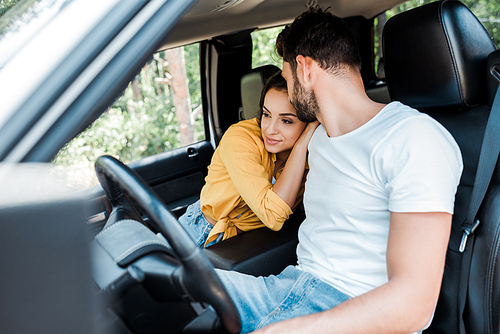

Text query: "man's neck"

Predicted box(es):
[318, 100, 385, 138]
[315, 71, 386, 138]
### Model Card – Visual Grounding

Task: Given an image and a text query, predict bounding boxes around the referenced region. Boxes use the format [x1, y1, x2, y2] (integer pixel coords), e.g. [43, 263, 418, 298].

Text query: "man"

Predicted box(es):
[216, 7, 463, 334]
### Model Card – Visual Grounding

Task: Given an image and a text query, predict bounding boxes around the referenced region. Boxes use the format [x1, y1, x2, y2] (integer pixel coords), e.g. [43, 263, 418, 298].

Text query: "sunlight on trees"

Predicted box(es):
[53, 44, 204, 188]
[252, 26, 283, 69]
[4, 0, 491, 188]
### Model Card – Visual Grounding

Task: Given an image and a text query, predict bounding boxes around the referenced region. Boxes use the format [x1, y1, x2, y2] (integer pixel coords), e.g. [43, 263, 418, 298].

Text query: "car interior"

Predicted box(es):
[90, 1, 500, 333]
[1, 0, 500, 333]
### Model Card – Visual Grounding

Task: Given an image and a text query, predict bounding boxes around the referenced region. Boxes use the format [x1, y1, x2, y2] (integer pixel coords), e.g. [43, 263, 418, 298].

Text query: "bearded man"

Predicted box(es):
[216, 6, 463, 334]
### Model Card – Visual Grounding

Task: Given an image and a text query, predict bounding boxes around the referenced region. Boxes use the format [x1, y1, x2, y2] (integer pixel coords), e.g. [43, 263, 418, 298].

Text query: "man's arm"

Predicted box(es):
[253, 211, 452, 334]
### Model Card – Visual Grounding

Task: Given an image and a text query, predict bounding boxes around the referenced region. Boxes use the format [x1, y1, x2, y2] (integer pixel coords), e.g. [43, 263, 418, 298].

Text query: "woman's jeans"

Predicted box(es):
[177, 199, 223, 248]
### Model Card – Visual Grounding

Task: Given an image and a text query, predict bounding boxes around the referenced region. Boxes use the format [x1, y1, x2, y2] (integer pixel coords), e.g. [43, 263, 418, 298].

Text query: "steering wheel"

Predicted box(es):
[95, 155, 241, 334]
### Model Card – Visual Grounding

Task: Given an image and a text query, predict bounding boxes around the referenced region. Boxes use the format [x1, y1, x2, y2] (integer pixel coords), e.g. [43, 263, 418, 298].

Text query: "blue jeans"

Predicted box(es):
[177, 199, 223, 248]
[216, 265, 351, 333]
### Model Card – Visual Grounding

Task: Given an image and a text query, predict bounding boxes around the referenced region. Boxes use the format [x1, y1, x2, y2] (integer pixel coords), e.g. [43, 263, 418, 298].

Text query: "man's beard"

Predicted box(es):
[290, 75, 319, 123]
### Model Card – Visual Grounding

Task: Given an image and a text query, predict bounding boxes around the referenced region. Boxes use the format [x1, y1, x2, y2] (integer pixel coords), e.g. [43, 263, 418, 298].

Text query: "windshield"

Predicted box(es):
[0, 0, 119, 134]
[0, 0, 72, 69]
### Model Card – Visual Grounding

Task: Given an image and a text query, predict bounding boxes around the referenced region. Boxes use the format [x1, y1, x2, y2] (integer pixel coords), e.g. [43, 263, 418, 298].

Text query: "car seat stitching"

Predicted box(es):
[94, 219, 134, 238]
[115, 240, 171, 264]
[438, 1, 465, 106]
[486, 221, 500, 333]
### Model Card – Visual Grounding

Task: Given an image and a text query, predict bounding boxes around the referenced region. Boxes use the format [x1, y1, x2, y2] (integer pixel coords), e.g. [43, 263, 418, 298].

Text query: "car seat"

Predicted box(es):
[383, 1, 499, 333]
[239, 65, 280, 120]
[365, 57, 391, 104]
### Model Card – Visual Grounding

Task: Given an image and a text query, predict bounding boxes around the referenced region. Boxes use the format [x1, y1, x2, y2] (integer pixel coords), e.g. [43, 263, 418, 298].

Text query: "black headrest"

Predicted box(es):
[383, 0, 496, 110]
[240, 65, 280, 120]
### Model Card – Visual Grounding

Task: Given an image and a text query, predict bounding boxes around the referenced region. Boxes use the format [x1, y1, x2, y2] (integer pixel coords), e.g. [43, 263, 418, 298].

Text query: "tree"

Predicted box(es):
[52, 45, 204, 187]
[0, 0, 21, 17]
[252, 26, 283, 69]
[163, 48, 196, 147]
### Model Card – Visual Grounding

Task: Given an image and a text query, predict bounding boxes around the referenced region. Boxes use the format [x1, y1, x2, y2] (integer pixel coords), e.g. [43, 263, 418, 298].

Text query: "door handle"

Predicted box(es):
[187, 147, 199, 158]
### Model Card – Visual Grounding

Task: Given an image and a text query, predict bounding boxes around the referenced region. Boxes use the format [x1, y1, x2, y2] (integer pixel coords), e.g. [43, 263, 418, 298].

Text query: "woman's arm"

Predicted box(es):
[272, 121, 319, 208]
[217, 122, 317, 230]
[218, 128, 292, 229]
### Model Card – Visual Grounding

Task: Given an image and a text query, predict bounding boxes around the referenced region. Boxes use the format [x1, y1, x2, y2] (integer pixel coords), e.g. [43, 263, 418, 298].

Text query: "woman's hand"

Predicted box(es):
[295, 121, 320, 149]
[272, 121, 319, 208]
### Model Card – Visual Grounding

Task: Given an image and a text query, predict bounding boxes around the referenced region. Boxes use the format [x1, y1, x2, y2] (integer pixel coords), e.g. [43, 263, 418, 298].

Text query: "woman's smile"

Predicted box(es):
[265, 137, 281, 146]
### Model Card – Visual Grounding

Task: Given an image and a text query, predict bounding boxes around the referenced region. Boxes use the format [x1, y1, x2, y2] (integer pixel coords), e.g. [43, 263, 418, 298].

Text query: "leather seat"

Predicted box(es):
[239, 65, 280, 120]
[383, 1, 498, 332]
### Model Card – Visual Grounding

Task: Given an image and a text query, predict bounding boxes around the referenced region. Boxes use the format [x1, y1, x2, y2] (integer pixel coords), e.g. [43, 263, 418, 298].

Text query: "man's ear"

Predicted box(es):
[296, 55, 315, 84]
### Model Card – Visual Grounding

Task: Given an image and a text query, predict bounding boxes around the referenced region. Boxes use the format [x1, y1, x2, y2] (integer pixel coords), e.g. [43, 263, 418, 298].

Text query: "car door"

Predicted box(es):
[52, 41, 217, 225]
[0, 0, 198, 332]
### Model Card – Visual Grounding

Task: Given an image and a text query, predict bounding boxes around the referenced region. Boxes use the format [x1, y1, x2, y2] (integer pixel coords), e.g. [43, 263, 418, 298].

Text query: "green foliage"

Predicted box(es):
[463, 0, 500, 47]
[385, 0, 437, 17]
[184, 44, 202, 107]
[0, 0, 22, 17]
[0, 0, 39, 35]
[251, 26, 284, 69]
[53, 44, 204, 187]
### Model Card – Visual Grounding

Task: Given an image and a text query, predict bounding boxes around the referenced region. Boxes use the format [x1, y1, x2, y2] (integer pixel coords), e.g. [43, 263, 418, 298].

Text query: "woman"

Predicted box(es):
[178, 72, 318, 248]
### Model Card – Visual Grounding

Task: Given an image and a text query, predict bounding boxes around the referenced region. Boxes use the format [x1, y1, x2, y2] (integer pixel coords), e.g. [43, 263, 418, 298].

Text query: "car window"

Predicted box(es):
[374, 0, 500, 77]
[0, 0, 73, 68]
[53, 43, 204, 188]
[251, 26, 283, 69]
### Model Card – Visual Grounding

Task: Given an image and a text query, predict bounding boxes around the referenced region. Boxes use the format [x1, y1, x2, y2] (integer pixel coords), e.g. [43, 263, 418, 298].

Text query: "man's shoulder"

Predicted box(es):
[377, 102, 450, 138]
[377, 101, 426, 123]
[370, 102, 461, 173]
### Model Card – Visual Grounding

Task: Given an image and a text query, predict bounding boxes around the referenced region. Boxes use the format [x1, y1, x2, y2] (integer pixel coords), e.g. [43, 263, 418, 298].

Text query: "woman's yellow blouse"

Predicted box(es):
[200, 118, 305, 246]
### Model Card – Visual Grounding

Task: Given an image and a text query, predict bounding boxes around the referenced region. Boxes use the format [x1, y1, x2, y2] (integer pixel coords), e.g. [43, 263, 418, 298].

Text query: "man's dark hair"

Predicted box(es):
[276, 6, 362, 74]
[258, 71, 288, 117]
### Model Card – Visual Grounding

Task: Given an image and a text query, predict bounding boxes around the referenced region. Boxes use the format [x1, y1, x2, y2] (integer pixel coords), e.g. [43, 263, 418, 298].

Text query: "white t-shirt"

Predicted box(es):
[296, 102, 463, 298]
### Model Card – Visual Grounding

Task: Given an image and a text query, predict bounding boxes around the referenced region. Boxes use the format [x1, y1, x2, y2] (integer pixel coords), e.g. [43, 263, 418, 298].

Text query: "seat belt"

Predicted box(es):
[458, 66, 500, 334]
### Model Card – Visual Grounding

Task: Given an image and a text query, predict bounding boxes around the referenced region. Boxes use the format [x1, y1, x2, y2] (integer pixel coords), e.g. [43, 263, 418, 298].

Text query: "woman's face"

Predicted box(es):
[261, 88, 307, 156]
